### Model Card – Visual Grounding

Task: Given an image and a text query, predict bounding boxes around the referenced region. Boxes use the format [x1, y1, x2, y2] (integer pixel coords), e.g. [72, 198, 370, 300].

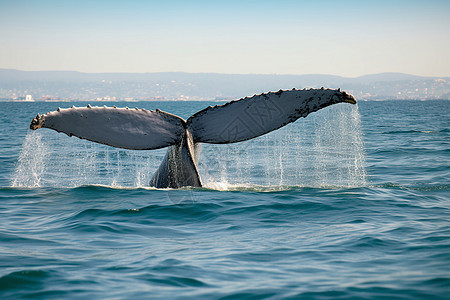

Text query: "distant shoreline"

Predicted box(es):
[1, 69, 449, 101]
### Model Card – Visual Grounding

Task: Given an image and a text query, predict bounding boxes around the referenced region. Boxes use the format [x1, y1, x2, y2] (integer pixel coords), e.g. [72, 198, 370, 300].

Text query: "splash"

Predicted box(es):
[200, 103, 366, 189]
[12, 104, 366, 189]
[11, 130, 164, 188]
[310, 103, 367, 187]
[11, 131, 48, 187]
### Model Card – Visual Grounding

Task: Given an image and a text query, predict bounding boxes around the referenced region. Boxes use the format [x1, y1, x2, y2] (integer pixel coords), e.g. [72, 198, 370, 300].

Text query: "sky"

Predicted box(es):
[1, 0, 449, 77]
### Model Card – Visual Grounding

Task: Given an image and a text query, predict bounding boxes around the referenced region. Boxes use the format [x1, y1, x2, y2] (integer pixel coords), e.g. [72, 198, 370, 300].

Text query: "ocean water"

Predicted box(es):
[0, 100, 449, 299]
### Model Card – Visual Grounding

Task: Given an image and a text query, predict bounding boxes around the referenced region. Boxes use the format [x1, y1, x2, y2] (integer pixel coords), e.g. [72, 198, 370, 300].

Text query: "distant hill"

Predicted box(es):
[0, 69, 448, 101]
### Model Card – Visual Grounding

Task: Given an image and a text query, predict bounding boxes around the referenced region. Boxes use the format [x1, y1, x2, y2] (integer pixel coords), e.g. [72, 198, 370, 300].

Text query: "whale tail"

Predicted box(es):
[30, 106, 186, 150]
[30, 88, 356, 188]
[187, 88, 356, 144]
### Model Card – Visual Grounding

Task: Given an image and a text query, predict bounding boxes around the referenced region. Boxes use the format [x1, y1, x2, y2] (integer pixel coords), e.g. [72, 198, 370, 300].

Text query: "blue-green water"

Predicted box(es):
[0, 100, 449, 299]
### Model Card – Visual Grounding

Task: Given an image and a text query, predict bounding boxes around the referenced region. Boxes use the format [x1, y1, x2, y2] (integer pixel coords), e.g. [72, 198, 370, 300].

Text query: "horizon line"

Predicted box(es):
[1, 68, 449, 79]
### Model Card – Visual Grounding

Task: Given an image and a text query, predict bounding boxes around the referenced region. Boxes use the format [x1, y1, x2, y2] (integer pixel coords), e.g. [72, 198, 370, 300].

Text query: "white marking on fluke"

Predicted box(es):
[29, 88, 356, 188]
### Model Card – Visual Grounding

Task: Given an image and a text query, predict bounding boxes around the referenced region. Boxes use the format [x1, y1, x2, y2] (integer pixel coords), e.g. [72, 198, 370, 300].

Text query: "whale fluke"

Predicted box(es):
[187, 88, 355, 144]
[30, 88, 356, 188]
[30, 106, 186, 150]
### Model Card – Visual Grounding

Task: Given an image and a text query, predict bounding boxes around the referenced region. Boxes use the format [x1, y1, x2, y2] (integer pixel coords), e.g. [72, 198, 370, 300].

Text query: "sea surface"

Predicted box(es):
[0, 99, 449, 299]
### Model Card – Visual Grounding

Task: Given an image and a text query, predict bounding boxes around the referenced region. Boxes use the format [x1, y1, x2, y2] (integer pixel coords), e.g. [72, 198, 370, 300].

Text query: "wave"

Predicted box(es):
[373, 182, 450, 192]
[4, 179, 449, 194]
[381, 129, 449, 135]
[1, 187, 448, 299]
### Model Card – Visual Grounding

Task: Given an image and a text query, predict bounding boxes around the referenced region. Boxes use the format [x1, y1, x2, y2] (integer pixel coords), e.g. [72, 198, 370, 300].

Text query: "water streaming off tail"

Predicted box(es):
[12, 103, 366, 189]
[200, 103, 366, 189]
[11, 130, 165, 188]
[11, 131, 47, 187]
